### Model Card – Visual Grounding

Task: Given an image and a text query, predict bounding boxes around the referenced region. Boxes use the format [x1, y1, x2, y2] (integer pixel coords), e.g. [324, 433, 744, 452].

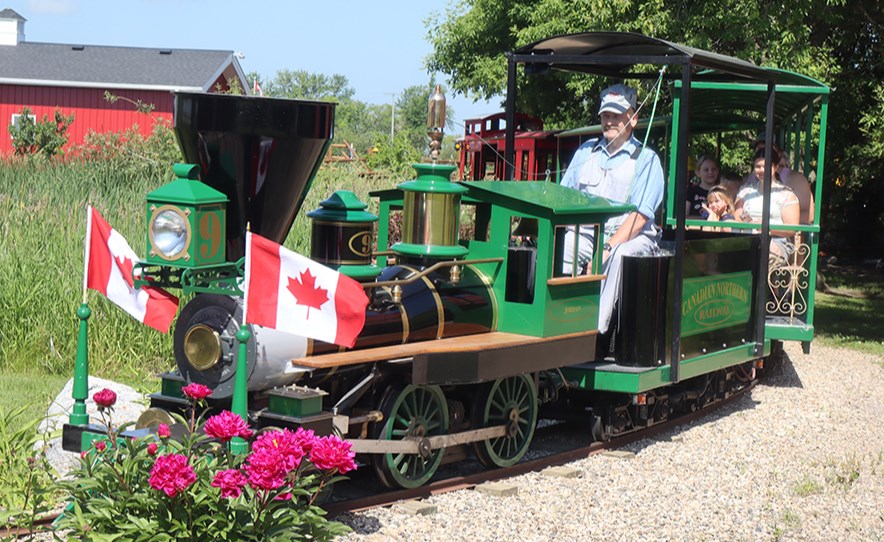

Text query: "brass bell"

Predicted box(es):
[449, 264, 461, 284]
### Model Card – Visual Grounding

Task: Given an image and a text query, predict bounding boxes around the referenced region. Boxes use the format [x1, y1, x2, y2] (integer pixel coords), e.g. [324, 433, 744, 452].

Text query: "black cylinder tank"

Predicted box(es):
[309, 264, 496, 356]
[614, 253, 671, 366]
[173, 92, 335, 260]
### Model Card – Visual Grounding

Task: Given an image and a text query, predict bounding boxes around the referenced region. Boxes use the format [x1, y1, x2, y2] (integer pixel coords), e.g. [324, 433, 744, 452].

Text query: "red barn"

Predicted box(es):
[0, 8, 248, 156]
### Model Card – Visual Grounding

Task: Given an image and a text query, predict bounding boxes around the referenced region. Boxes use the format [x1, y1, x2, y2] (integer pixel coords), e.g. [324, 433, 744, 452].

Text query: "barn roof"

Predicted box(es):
[0, 8, 25, 21]
[0, 41, 245, 92]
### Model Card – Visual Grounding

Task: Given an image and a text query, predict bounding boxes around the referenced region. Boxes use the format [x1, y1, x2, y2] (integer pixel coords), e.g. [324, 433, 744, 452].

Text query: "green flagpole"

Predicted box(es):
[229, 324, 251, 455]
[71, 205, 94, 427]
[69, 302, 91, 426]
[230, 227, 252, 455]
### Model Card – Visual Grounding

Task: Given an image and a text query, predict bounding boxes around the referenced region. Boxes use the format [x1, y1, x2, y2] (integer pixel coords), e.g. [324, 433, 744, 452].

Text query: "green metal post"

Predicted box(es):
[229, 324, 251, 455]
[69, 303, 91, 425]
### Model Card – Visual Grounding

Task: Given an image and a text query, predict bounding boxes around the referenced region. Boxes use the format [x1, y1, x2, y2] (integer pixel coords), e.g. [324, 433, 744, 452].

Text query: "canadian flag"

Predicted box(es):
[243, 232, 368, 348]
[253, 78, 263, 96]
[84, 207, 179, 333]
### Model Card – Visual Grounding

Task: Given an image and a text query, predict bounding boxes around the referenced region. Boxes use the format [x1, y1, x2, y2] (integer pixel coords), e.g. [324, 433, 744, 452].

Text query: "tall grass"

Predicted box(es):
[0, 151, 399, 386]
[0, 159, 174, 380]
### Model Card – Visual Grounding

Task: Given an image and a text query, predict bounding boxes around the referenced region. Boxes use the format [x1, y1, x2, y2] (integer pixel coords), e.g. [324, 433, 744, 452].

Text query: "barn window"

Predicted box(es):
[9, 113, 36, 138]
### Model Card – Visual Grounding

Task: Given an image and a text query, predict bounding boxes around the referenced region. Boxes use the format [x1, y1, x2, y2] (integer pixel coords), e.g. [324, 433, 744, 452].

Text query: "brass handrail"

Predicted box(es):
[364, 257, 503, 289]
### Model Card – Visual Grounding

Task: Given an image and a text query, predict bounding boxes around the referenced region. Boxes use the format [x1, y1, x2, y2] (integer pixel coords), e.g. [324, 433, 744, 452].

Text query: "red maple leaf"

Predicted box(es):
[114, 254, 135, 290]
[286, 268, 329, 318]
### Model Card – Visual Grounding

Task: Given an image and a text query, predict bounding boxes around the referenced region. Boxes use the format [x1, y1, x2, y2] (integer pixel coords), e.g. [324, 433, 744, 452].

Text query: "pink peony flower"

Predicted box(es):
[93, 388, 117, 409]
[204, 411, 253, 443]
[292, 427, 318, 454]
[251, 428, 310, 472]
[211, 469, 248, 498]
[149, 453, 196, 498]
[147, 442, 158, 456]
[80, 450, 88, 459]
[308, 435, 357, 474]
[244, 447, 287, 491]
[157, 423, 171, 439]
[94, 440, 107, 452]
[181, 383, 213, 401]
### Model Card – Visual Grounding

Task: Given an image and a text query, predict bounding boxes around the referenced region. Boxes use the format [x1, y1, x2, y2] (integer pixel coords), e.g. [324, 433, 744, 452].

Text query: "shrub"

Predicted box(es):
[0, 407, 58, 537]
[8, 107, 75, 158]
[365, 133, 422, 178]
[55, 388, 354, 541]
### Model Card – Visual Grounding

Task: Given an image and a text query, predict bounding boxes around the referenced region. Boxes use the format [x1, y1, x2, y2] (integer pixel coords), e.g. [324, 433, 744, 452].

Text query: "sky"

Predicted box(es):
[11, 0, 498, 131]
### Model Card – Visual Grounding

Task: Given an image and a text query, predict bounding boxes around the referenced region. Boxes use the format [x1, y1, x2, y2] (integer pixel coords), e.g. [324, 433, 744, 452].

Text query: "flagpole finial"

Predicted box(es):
[246, 222, 251, 232]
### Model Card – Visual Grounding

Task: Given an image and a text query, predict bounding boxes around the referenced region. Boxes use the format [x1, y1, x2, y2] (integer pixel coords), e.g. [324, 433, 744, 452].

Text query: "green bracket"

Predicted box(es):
[180, 260, 244, 295]
[134, 259, 244, 296]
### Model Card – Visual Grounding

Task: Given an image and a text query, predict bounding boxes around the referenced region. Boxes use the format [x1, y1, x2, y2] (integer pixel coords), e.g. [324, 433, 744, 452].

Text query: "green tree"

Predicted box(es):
[335, 100, 392, 153]
[264, 69, 355, 101]
[8, 107, 75, 158]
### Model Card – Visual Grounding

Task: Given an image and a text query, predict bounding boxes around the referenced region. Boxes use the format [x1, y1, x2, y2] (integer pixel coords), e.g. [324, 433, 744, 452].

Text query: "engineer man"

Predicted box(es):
[560, 84, 665, 335]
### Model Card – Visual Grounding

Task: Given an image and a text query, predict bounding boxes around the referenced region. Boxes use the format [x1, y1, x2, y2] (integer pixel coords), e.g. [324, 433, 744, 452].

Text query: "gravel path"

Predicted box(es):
[336, 342, 884, 542]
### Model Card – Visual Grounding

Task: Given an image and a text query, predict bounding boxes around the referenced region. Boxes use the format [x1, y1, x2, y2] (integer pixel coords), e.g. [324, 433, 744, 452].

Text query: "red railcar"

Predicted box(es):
[457, 112, 562, 181]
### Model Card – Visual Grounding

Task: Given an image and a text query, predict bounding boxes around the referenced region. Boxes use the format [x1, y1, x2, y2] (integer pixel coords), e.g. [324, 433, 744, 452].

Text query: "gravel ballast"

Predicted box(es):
[336, 342, 884, 541]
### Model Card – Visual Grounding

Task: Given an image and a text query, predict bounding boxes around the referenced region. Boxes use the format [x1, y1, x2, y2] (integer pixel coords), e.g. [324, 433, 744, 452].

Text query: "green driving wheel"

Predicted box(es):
[371, 384, 449, 489]
[471, 374, 538, 468]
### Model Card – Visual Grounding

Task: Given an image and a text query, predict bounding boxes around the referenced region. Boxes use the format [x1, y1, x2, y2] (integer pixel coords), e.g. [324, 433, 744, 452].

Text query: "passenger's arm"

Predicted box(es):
[785, 170, 815, 224]
[734, 198, 750, 222]
[772, 194, 800, 237]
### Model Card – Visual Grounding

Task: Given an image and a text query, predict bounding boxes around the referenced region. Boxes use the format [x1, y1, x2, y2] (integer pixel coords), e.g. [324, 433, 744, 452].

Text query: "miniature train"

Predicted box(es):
[64, 32, 829, 490]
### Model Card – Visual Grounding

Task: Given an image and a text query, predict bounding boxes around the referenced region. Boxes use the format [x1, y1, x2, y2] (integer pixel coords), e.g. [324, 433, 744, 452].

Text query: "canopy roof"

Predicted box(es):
[514, 32, 795, 84]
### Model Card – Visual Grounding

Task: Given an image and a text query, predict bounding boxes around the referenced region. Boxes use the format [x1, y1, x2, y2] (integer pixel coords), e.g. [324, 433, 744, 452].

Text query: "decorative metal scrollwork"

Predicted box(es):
[766, 237, 811, 318]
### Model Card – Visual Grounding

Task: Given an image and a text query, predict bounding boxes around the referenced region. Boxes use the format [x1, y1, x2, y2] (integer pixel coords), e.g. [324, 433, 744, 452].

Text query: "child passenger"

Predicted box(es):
[703, 186, 736, 222]
[686, 155, 720, 217]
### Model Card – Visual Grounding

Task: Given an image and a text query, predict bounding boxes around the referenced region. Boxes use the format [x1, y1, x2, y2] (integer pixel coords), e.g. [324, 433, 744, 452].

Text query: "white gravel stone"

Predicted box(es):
[39, 376, 146, 478]
[336, 343, 884, 541]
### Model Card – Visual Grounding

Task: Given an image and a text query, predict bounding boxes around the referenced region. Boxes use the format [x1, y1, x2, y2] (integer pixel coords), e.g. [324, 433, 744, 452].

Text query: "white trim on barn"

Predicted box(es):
[0, 78, 204, 92]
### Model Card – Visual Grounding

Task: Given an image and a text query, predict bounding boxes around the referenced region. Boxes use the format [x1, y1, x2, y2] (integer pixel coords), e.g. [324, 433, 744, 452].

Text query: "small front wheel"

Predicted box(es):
[371, 384, 449, 489]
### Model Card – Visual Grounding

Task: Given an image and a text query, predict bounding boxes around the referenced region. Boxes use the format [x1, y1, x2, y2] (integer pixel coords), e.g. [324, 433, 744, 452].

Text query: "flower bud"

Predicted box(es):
[93, 388, 117, 409]
[158, 423, 171, 439]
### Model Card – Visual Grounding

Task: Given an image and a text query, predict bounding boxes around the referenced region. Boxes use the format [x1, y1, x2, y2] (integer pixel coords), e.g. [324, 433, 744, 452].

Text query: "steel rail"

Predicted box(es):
[324, 380, 757, 516]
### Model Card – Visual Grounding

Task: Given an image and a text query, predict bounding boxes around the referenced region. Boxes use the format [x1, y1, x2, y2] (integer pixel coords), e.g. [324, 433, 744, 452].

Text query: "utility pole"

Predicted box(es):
[385, 92, 396, 142]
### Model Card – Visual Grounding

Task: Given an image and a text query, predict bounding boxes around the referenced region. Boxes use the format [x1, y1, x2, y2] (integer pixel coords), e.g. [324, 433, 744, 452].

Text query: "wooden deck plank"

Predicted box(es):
[291, 330, 597, 369]
[547, 274, 606, 286]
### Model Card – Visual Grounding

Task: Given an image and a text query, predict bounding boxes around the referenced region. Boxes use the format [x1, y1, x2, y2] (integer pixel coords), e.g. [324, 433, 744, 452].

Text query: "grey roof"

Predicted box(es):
[0, 41, 242, 91]
[0, 8, 25, 21]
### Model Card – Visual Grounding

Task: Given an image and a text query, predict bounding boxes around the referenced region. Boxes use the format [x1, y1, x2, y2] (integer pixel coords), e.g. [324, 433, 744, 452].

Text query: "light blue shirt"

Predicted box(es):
[560, 135, 665, 233]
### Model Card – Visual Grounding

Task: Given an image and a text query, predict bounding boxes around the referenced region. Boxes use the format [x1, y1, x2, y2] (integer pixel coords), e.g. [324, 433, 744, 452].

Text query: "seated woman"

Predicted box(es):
[735, 148, 799, 263]
[701, 186, 736, 231]
[748, 139, 815, 224]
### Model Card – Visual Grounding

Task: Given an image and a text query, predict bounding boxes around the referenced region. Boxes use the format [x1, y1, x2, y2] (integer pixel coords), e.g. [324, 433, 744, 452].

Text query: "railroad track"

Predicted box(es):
[324, 379, 757, 515]
[1, 380, 756, 539]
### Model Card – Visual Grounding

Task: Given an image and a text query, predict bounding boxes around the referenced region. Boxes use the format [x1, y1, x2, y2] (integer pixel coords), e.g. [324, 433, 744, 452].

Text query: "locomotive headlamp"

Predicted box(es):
[145, 164, 228, 268]
[150, 207, 190, 259]
[183, 324, 222, 371]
